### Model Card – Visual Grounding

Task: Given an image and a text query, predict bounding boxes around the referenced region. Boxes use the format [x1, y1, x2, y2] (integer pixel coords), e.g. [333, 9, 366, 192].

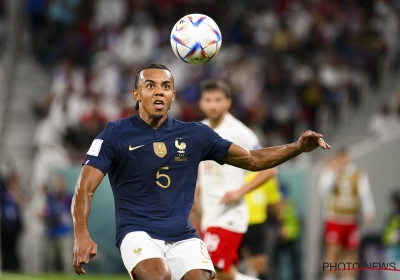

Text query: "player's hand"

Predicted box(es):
[72, 234, 97, 275]
[296, 130, 330, 152]
[222, 189, 242, 204]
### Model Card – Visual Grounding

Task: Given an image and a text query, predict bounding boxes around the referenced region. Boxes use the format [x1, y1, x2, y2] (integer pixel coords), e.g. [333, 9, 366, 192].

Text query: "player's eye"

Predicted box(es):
[163, 85, 170, 89]
[146, 84, 154, 88]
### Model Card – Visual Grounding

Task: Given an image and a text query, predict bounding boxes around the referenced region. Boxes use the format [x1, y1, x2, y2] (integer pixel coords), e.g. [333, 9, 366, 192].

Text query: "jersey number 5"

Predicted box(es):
[156, 166, 171, 188]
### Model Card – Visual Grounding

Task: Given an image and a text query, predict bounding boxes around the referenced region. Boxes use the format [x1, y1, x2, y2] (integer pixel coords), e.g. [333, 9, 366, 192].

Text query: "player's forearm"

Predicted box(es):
[71, 165, 103, 237]
[71, 188, 92, 237]
[270, 201, 284, 222]
[225, 142, 302, 171]
[250, 143, 302, 171]
[237, 168, 277, 196]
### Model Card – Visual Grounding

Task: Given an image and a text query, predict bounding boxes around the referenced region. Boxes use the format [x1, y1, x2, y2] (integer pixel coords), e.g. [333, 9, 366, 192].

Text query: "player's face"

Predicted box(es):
[199, 89, 231, 122]
[133, 68, 176, 122]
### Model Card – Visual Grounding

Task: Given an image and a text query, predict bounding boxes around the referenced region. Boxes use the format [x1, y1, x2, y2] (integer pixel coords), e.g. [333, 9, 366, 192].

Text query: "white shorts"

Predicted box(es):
[120, 231, 216, 280]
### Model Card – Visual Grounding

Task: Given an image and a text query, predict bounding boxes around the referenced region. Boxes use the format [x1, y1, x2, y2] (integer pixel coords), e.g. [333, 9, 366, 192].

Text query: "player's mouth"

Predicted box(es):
[154, 100, 164, 110]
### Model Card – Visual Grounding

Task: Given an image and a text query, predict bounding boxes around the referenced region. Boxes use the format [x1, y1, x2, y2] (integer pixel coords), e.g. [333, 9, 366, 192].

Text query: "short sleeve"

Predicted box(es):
[82, 122, 119, 175]
[241, 126, 262, 150]
[195, 123, 232, 164]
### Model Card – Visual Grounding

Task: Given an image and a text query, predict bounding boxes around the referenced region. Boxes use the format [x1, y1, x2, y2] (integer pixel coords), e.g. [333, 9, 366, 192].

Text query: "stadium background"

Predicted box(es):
[0, 0, 400, 279]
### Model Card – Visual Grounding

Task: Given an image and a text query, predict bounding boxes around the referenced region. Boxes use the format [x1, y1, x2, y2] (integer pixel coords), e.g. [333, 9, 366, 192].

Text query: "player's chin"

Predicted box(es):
[209, 113, 222, 122]
[150, 110, 167, 120]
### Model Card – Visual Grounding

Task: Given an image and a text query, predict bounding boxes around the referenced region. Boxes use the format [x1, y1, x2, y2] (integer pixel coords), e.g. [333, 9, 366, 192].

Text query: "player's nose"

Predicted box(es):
[154, 84, 164, 95]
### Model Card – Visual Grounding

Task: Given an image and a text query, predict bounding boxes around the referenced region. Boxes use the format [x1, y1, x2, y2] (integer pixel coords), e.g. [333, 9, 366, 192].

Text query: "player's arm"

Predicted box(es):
[222, 168, 277, 204]
[71, 165, 104, 275]
[269, 201, 284, 222]
[193, 184, 201, 214]
[358, 171, 376, 224]
[223, 130, 330, 171]
[318, 167, 336, 197]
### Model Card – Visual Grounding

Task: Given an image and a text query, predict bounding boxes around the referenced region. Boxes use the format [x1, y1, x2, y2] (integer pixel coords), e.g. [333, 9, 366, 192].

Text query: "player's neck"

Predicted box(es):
[209, 113, 227, 129]
[138, 112, 168, 128]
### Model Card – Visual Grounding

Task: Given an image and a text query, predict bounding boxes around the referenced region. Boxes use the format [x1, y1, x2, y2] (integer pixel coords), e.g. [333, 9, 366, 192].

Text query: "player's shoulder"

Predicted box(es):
[173, 118, 212, 131]
[101, 117, 138, 138]
[200, 118, 210, 126]
[105, 117, 130, 130]
[225, 114, 256, 135]
[174, 119, 219, 143]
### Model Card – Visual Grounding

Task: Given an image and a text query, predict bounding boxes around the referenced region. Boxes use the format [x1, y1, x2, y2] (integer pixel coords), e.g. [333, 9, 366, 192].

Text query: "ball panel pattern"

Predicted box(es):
[170, 14, 222, 64]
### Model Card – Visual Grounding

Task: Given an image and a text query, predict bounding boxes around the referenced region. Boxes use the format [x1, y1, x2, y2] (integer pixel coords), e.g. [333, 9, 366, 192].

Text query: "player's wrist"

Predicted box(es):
[237, 187, 246, 197]
[74, 228, 91, 239]
[293, 141, 304, 154]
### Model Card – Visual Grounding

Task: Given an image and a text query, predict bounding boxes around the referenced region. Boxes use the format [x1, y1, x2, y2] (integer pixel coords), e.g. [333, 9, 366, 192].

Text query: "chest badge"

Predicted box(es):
[175, 138, 186, 153]
[153, 142, 167, 158]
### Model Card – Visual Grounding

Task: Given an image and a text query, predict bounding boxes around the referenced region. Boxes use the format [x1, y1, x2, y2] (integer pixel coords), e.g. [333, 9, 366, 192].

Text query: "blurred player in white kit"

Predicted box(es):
[193, 79, 277, 280]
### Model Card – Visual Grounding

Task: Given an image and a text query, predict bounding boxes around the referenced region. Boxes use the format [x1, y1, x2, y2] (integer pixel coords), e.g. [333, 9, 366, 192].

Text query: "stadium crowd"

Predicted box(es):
[27, 0, 400, 171]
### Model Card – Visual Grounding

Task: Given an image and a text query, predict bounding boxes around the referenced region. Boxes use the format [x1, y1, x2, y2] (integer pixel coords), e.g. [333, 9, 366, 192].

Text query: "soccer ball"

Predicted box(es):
[170, 14, 222, 65]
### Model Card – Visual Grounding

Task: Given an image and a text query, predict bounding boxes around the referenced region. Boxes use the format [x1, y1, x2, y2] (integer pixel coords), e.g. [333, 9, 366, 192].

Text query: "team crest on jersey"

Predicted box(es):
[175, 138, 186, 153]
[175, 138, 187, 161]
[153, 142, 167, 158]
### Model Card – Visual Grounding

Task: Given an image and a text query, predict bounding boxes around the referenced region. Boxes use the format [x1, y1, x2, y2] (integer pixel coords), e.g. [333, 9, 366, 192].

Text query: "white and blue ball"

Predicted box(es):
[170, 14, 222, 65]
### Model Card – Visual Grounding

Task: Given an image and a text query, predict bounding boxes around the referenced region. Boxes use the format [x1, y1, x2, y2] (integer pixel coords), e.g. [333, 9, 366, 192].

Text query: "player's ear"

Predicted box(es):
[226, 97, 232, 109]
[198, 98, 205, 112]
[172, 90, 176, 102]
[132, 89, 140, 102]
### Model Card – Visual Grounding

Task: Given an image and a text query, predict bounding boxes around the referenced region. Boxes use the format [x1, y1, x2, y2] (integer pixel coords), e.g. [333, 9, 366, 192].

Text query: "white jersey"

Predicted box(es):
[198, 113, 261, 233]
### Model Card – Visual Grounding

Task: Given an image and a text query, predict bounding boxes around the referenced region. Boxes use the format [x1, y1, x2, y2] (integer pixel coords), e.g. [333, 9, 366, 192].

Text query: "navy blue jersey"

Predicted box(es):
[83, 115, 232, 247]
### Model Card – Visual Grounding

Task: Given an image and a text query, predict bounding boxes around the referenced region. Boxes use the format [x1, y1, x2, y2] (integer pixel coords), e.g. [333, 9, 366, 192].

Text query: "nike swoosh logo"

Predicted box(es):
[129, 145, 144, 151]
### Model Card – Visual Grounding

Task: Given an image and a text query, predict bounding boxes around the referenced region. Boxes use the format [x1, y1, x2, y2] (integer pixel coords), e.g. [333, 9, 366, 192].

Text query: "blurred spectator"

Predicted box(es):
[297, 75, 324, 131]
[248, 5, 279, 47]
[368, 102, 400, 139]
[41, 174, 73, 273]
[382, 190, 400, 280]
[111, 10, 158, 66]
[263, 196, 284, 280]
[26, 0, 49, 63]
[274, 184, 302, 280]
[0, 171, 26, 271]
[286, 1, 313, 44]
[319, 149, 375, 280]
[372, 0, 399, 73]
[91, 0, 127, 29]
[318, 51, 348, 125]
[47, 0, 81, 41]
[64, 95, 108, 158]
[239, 171, 282, 280]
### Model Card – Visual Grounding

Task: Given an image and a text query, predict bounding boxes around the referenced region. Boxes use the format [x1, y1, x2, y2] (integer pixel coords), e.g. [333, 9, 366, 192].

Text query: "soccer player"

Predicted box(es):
[319, 149, 375, 280]
[71, 63, 330, 280]
[195, 79, 277, 280]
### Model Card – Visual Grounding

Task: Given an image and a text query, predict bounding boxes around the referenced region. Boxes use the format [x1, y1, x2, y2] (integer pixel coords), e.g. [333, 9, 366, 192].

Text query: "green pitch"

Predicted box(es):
[1, 273, 129, 280]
